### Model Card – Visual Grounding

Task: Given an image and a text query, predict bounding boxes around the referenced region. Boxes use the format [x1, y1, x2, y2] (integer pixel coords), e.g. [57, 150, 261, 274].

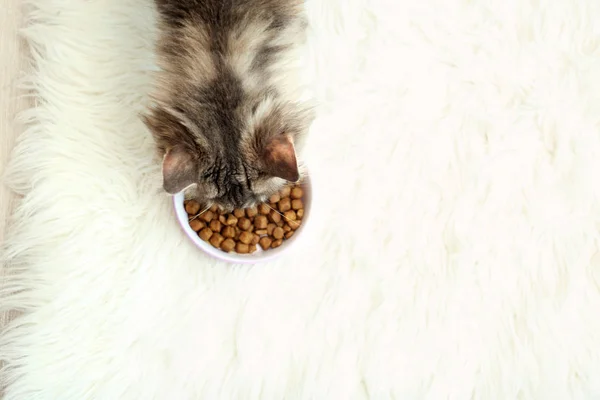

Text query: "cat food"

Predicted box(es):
[184, 183, 305, 254]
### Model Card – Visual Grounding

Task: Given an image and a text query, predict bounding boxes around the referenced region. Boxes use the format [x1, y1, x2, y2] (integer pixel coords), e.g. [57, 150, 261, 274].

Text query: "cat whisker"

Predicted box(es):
[188, 204, 212, 222]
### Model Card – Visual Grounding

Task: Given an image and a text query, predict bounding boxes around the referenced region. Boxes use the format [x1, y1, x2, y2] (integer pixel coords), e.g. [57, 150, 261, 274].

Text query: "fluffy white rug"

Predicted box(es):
[3, 0, 600, 398]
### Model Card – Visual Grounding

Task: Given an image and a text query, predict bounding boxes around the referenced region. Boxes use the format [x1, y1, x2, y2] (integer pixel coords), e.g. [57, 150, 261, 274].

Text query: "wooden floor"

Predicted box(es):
[1, 1, 28, 328]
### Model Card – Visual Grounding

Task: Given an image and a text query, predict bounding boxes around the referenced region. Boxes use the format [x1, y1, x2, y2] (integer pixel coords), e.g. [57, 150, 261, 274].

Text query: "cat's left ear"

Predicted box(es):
[262, 134, 300, 182]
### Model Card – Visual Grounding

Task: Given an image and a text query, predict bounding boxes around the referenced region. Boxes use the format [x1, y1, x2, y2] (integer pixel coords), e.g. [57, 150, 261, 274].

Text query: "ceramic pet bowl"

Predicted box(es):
[173, 178, 313, 264]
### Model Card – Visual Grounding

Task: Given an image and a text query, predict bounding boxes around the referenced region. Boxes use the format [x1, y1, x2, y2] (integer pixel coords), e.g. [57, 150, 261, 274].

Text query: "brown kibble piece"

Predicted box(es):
[268, 210, 281, 224]
[258, 203, 271, 215]
[259, 237, 272, 250]
[209, 233, 224, 248]
[210, 204, 219, 213]
[273, 227, 284, 240]
[220, 238, 236, 252]
[267, 223, 276, 235]
[233, 209, 245, 218]
[285, 231, 294, 239]
[200, 210, 215, 223]
[296, 209, 304, 219]
[251, 234, 260, 246]
[254, 215, 268, 229]
[219, 215, 226, 224]
[185, 200, 201, 215]
[239, 231, 254, 245]
[283, 210, 296, 221]
[237, 217, 252, 231]
[255, 229, 267, 235]
[222, 226, 236, 239]
[271, 239, 283, 249]
[278, 197, 291, 212]
[209, 220, 222, 233]
[289, 220, 301, 230]
[236, 242, 249, 254]
[249, 244, 257, 253]
[246, 207, 258, 218]
[269, 193, 281, 203]
[291, 199, 303, 210]
[226, 215, 238, 226]
[199, 228, 213, 241]
[189, 219, 205, 232]
[283, 225, 292, 233]
[291, 187, 303, 199]
[280, 186, 291, 198]
[276, 220, 284, 227]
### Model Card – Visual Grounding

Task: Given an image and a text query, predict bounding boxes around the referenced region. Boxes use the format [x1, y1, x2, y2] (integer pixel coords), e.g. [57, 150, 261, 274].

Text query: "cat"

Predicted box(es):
[142, 0, 314, 212]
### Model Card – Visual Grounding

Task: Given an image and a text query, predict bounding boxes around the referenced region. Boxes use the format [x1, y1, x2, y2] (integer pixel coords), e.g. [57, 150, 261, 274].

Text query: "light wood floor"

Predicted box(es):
[1, 1, 28, 328]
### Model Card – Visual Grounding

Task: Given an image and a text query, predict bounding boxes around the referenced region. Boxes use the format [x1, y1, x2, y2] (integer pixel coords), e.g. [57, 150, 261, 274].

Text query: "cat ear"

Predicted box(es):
[262, 134, 300, 182]
[162, 145, 197, 194]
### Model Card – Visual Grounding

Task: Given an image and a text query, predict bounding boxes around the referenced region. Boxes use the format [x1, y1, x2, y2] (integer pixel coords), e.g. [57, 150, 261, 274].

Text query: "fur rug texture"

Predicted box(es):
[3, 0, 600, 398]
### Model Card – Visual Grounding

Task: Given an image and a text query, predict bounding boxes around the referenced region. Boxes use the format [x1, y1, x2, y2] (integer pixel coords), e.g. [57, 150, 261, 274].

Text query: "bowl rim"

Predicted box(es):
[172, 179, 312, 264]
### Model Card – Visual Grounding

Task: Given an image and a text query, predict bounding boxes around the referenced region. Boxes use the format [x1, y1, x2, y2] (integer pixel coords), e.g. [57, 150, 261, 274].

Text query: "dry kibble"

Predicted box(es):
[278, 197, 291, 212]
[292, 199, 303, 210]
[277, 197, 292, 212]
[221, 238, 236, 252]
[209, 233, 224, 248]
[280, 186, 291, 198]
[189, 219, 205, 232]
[259, 237, 272, 250]
[254, 215, 268, 229]
[273, 227, 284, 240]
[239, 231, 254, 245]
[188, 181, 305, 254]
[233, 209, 245, 218]
[268, 210, 281, 224]
[185, 200, 201, 215]
[222, 226, 236, 239]
[209, 220, 222, 233]
[236, 242, 250, 254]
[200, 210, 215, 223]
[269, 193, 281, 203]
[237, 217, 252, 231]
[289, 220, 301, 230]
[291, 187, 303, 199]
[199, 228, 213, 241]
[283, 210, 296, 221]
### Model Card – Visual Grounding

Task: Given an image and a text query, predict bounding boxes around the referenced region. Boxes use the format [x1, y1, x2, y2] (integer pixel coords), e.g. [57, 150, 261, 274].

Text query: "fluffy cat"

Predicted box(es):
[143, 0, 314, 211]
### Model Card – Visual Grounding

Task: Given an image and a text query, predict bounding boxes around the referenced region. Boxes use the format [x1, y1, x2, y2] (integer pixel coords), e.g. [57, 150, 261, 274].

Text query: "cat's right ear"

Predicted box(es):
[162, 145, 197, 194]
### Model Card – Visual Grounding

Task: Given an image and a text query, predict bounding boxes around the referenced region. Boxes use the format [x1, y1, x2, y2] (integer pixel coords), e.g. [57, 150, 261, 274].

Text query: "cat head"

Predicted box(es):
[143, 93, 314, 211]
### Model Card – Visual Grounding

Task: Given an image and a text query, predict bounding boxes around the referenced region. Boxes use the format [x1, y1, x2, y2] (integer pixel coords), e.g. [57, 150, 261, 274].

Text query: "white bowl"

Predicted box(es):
[172, 179, 313, 264]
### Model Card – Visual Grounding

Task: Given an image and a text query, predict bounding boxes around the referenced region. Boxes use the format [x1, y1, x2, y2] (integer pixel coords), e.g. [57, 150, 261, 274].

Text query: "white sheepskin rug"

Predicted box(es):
[4, 0, 600, 398]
